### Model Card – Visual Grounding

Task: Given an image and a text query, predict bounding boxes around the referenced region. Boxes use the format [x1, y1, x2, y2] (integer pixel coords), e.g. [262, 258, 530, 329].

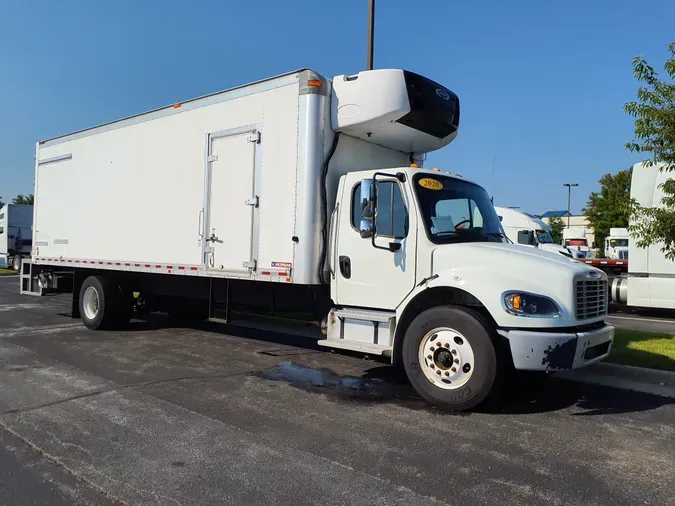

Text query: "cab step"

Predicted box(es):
[322, 307, 395, 357]
[317, 339, 392, 356]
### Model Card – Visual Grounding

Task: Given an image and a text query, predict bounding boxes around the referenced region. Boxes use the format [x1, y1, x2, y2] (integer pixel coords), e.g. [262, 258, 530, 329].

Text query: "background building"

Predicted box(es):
[540, 210, 596, 248]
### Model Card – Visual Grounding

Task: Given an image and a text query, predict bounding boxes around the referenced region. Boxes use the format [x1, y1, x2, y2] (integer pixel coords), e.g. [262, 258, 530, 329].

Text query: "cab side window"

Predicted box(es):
[352, 181, 407, 239]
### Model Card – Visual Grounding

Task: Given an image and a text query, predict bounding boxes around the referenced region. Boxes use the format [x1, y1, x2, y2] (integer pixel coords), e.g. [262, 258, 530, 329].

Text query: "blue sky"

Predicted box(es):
[1, 0, 673, 214]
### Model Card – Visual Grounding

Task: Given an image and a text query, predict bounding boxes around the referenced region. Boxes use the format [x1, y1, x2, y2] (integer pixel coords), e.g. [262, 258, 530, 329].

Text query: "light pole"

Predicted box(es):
[563, 183, 578, 228]
[366, 0, 375, 70]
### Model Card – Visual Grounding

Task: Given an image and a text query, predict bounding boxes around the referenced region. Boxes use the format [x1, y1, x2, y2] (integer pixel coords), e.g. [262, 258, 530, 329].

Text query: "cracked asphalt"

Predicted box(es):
[0, 275, 673, 505]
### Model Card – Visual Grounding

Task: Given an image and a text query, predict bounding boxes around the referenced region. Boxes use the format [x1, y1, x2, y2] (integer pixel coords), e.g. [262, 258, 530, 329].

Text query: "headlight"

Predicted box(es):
[502, 292, 560, 317]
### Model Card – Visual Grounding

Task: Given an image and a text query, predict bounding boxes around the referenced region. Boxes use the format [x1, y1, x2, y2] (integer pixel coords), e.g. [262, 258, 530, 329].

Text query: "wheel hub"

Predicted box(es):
[82, 286, 100, 321]
[419, 328, 475, 390]
[434, 348, 454, 370]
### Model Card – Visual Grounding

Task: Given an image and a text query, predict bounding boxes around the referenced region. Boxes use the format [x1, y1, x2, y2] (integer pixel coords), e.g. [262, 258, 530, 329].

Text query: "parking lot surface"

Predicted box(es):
[0, 276, 673, 506]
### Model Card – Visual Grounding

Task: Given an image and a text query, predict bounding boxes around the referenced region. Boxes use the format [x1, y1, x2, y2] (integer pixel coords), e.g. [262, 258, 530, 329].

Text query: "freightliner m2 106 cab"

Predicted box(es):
[27, 69, 614, 410]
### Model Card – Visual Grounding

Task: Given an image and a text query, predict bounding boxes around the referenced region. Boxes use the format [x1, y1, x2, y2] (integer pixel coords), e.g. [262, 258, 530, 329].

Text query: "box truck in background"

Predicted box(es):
[26, 68, 614, 410]
[0, 204, 33, 271]
[495, 206, 585, 258]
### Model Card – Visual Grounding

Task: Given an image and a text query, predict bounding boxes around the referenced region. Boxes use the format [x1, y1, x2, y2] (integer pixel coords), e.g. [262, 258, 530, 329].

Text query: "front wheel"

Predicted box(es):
[11, 256, 21, 272]
[402, 306, 501, 411]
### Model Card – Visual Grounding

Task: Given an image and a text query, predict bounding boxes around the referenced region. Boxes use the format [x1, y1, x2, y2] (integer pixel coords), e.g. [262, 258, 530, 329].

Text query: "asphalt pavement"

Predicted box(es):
[0, 275, 673, 506]
[608, 306, 675, 334]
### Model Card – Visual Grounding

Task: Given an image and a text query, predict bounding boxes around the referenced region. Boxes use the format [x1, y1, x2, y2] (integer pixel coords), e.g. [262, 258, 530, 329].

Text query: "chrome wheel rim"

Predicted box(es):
[418, 327, 475, 389]
[82, 286, 100, 320]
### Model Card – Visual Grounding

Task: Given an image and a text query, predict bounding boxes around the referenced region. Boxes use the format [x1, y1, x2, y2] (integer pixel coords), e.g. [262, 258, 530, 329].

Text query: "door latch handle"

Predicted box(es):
[339, 256, 351, 279]
[206, 233, 219, 243]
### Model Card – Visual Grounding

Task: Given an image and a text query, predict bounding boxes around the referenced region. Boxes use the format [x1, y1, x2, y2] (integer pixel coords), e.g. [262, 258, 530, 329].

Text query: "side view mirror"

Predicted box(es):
[517, 230, 536, 246]
[359, 178, 375, 238]
[498, 215, 503, 222]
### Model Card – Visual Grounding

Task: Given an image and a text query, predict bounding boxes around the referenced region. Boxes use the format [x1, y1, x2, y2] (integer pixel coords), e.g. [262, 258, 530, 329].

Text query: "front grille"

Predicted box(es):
[618, 250, 628, 260]
[575, 278, 608, 320]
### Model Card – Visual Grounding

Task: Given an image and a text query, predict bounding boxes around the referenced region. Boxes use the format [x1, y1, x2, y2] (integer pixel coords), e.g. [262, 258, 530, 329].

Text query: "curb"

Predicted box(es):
[557, 362, 675, 398]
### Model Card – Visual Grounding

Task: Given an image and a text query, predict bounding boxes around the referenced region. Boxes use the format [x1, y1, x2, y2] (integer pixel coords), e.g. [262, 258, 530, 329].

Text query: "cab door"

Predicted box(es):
[332, 174, 417, 310]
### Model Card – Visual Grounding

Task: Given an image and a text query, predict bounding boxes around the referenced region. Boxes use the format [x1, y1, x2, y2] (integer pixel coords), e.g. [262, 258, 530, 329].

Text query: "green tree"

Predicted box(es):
[549, 215, 565, 244]
[583, 169, 632, 255]
[12, 194, 34, 205]
[624, 41, 675, 258]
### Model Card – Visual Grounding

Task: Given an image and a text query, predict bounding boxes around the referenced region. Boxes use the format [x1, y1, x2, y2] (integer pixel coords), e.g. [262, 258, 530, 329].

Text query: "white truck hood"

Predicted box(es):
[429, 242, 605, 328]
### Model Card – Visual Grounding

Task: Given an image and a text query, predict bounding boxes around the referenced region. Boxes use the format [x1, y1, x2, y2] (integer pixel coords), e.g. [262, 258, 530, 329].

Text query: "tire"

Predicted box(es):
[11, 256, 21, 272]
[79, 275, 131, 330]
[402, 305, 501, 411]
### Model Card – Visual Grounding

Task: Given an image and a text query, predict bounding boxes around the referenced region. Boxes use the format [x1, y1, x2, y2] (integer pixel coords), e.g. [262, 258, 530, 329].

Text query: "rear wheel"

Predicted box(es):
[79, 275, 132, 330]
[11, 256, 21, 272]
[402, 306, 501, 411]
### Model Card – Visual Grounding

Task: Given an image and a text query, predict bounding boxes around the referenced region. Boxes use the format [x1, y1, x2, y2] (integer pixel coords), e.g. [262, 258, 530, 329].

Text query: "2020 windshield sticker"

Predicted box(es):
[418, 178, 444, 190]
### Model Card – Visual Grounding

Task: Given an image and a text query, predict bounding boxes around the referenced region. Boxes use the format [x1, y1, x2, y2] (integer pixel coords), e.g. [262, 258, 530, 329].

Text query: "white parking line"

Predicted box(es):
[607, 315, 675, 324]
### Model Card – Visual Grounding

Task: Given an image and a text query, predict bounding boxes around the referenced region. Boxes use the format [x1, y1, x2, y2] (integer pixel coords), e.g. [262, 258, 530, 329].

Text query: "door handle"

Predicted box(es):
[339, 256, 351, 279]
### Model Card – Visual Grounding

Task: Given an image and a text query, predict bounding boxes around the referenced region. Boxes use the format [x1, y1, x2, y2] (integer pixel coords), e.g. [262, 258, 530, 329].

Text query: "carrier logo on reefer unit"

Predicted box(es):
[435, 88, 450, 100]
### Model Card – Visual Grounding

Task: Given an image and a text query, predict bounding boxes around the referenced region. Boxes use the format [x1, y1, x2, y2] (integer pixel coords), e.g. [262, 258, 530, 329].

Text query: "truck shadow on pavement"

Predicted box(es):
[202, 320, 673, 417]
[496, 373, 673, 416]
[55, 312, 673, 417]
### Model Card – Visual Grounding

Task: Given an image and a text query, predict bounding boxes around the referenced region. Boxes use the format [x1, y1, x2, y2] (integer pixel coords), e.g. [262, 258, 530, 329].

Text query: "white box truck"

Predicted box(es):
[0, 204, 33, 270]
[28, 68, 614, 410]
[494, 206, 586, 258]
[611, 162, 675, 309]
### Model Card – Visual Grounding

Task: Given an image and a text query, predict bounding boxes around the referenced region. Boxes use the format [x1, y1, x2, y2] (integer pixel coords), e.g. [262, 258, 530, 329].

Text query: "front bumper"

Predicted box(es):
[503, 324, 614, 371]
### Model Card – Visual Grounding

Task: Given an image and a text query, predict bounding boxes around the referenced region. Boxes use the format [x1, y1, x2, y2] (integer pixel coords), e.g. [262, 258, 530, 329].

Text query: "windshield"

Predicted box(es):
[536, 230, 553, 244]
[413, 174, 505, 244]
[610, 239, 629, 247]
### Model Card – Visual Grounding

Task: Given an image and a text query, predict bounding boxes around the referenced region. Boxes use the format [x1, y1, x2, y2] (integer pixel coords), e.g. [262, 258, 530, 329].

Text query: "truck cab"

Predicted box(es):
[605, 228, 629, 260]
[563, 228, 591, 258]
[0, 204, 33, 271]
[328, 165, 613, 409]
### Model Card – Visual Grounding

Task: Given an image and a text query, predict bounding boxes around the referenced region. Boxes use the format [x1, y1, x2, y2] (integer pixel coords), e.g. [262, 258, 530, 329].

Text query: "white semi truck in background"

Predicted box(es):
[495, 206, 586, 258]
[563, 228, 591, 258]
[0, 204, 33, 271]
[611, 161, 675, 309]
[26, 68, 614, 410]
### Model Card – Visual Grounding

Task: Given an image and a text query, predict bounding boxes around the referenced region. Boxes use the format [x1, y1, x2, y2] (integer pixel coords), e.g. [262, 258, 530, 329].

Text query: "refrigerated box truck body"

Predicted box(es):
[29, 68, 613, 410]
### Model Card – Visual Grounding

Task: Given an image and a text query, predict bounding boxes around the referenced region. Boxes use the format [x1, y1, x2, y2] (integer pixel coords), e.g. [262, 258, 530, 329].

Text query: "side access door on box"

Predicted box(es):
[203, 126, 261, 275]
